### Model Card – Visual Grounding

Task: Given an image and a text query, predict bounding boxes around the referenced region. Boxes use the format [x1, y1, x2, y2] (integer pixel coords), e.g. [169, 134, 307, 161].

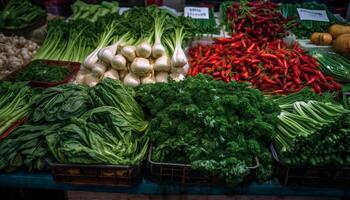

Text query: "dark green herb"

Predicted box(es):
[136, 75, 280, 184]
[16, 61, 71, 83]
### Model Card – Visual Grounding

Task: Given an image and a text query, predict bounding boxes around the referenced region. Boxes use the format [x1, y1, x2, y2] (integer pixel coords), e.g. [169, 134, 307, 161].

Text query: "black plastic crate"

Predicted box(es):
[47, 159, 144, 187]
[271, 143, 350, 187]
[147, 147, 260, 186]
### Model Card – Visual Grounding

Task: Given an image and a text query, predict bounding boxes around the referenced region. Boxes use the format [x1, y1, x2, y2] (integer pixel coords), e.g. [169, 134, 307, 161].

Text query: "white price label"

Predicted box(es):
[184, 7, 209, 19]
[297, 8, 329, 22]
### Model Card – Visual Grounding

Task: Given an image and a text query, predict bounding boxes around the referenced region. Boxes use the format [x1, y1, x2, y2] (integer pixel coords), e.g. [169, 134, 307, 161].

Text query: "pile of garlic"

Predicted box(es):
[0, 34, 39, 79]
[76, 40, 189, 87]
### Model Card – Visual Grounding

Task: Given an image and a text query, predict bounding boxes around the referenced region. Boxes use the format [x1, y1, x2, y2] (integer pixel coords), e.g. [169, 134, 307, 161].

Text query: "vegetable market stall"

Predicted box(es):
[2, 0, 350, 198]
[0, 172, 349, 198]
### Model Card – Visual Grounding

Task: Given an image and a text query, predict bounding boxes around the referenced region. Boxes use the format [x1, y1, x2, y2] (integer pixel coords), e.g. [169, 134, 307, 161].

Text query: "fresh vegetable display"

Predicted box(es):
[280, 2, 341, 38]
[2, 0, 350, 189]
[70, 0, 119, 22]
[0, 82, 40, 139]
[273, 91, 350, 166]
[136, 75, 280, 184]
[0, 34, 39, 79]
[188, 34, 342, 94]
[15, 60, 71, 83]
[309, 50, 350, 83]
[225, 0, 293, 42]
[0, 0, 46, 28]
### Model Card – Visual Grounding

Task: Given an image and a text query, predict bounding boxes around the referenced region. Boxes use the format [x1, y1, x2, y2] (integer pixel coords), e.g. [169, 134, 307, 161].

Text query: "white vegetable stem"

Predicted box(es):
[136, 41, 152, 58]
[154, 55, 171, 72]
[111, 54, 127, 70]
[131, 57, 152, 77]
[84, 74, 99, 87]
[155, 72, 168, 83]
[103, 68, 119, 80]
[124, 72, 140, 87]
[91, 61, 108, 77]
[121, 46, 136, 62]
[152, 17, 166, 58]
[171, 27, 188, 68]
[97, 42, 119, 64]
[141, 73, 156, 84]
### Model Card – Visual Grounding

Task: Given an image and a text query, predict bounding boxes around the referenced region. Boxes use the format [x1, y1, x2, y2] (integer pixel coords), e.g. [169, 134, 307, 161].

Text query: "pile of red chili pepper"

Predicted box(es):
[187, 34, 342, 94]
[226, 0, 294, 43]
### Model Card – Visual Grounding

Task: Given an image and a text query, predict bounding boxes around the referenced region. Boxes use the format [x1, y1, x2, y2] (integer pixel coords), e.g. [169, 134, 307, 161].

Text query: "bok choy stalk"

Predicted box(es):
[275, 99, 350, 166]
[0, 82, 39, 136]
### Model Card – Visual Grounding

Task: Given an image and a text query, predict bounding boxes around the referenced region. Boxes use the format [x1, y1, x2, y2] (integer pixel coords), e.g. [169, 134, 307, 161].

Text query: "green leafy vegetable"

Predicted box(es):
[31, 84, 93, 123]
[15, 61, 71, 83]
[0, 0, 46, 28]
[136, 74, 280, 184]
[0, 123, 62, 172]
[0, 82, 40, 135]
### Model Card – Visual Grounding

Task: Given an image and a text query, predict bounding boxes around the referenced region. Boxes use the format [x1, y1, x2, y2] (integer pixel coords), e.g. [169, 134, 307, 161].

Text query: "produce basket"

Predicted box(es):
[10, 60, 80, 88]
[0, 118, 27, 142]
[46, 159, 144, 187]
[0, 15, 47, 36]
[147, 147, 260, 185]
[270, 143, 350, 187]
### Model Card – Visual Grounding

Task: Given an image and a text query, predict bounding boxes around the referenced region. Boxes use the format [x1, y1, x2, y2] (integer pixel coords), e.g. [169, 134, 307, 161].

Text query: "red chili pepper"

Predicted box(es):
[313, 83, 321, 94]
[331, 80, 342, 90]
[306, 76, 317, 85]
[262, 75, 277, 84]
[247, 43, 256, 53]
[315, 70, 327, 83]
[283, 82, 293, 90]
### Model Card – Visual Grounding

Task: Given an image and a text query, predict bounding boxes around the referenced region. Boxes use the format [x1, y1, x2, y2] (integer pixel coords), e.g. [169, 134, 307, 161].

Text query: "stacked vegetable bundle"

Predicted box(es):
[280, 2, 341, 38]
[273, 90, 350, 166]
[77, 6, 194, 87]
[0, 0, 46, 28]
[136, 75, 280, 184]
[0, 79, 149, 171]
[188, 34, 341, 94]
[225, 0, 293, 42]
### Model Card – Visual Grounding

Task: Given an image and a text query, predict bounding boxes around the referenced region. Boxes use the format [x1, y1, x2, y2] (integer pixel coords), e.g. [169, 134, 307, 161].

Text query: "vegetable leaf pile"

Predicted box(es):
[136, 75, 280, 185]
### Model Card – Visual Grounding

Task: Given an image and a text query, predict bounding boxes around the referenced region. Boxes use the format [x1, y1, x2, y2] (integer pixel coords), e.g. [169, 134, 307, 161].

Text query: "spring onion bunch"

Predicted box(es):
[33, 19, 99, 63]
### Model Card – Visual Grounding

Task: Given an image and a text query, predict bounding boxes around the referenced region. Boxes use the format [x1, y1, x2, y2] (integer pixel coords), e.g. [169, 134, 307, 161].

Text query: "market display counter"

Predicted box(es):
[0, 172, 349, 198]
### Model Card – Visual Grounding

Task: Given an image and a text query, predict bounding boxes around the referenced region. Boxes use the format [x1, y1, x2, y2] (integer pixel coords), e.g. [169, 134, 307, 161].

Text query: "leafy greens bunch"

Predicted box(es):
[0, 82, 40, 136]
[273, 91, 350, 166]
[136, 75, 280, 184]
[46, 79, 149, 165]
[0, 0, 46, 28]
[0, 123, 62, 172]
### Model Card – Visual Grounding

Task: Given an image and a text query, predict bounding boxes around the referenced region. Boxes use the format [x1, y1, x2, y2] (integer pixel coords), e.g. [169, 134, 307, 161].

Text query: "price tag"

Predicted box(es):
[184, 7, 209, 19]
[119, 7, 130, 15]
[297, 8, 329, 22]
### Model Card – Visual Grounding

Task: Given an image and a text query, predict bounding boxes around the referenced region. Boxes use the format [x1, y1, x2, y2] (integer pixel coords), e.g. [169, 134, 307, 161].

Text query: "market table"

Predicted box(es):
[0, 172, 349, 198]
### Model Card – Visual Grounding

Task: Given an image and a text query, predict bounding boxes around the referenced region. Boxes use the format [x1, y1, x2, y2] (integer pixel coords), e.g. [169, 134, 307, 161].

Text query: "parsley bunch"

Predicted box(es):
[136, 75, 280, 185]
